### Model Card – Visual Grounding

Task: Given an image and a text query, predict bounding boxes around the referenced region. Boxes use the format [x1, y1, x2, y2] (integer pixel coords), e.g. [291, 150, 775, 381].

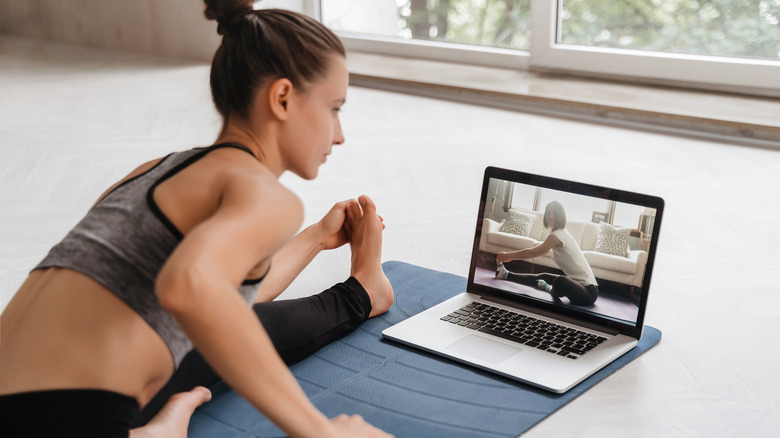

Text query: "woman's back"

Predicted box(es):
[0, 267, 173, 405]
[549, 228, 597, 286]
[0, 145, 279, 406]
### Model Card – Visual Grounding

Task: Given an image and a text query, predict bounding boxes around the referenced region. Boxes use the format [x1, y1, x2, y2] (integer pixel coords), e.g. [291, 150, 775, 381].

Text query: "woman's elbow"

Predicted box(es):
[155, 264, 208, 314]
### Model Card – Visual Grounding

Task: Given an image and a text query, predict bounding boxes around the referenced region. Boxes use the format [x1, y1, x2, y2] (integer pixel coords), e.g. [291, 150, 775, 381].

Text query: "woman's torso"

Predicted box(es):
[0, 144, 271, 407]
[550, 229, 598, 287]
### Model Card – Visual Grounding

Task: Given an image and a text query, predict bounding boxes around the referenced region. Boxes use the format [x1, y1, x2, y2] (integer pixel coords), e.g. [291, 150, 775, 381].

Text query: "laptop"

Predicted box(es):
[382, 166, 664, 393]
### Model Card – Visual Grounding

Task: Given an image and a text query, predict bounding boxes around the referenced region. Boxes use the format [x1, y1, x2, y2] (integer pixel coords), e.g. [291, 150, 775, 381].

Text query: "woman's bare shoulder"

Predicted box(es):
[214, 153, 304, 231]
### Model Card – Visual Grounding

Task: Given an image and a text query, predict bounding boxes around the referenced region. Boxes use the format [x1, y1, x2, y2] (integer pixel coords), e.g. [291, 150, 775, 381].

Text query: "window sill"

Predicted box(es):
[346, 52, 780, 148]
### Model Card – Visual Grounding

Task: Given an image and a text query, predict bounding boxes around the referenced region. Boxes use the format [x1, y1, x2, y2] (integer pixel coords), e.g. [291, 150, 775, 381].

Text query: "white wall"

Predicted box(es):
[0, 0, 309, 61]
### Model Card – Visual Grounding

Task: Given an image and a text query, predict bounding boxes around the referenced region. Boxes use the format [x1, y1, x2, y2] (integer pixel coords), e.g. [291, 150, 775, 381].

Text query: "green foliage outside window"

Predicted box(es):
[397, 0, 780, 59]
[401, 0, 532, 50]
[560, 0, 780, 59]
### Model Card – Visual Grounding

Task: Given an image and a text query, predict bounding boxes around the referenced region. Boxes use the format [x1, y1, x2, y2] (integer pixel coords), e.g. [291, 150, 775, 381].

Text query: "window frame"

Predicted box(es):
[335, 31, 531, 70]
[530, 0, 780, 97]
[314, 0, 780, 97]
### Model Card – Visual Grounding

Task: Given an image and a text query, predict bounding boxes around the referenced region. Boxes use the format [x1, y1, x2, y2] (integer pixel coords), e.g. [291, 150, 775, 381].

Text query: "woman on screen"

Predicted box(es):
[495, 201, 599, 306]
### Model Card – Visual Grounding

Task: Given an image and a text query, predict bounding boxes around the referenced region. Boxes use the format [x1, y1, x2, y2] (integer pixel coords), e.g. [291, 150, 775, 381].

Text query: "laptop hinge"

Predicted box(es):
[479, 295, 621, 336]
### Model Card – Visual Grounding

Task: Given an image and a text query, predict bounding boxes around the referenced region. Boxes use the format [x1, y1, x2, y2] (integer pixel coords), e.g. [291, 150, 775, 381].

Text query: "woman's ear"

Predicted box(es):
[268, 78, 293, 121]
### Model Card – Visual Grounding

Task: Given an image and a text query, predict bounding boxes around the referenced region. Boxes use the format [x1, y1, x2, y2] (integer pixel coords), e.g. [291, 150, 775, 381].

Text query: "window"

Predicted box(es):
[323, 0, 531, 50]
[317, 0, 780, 95]
[559, 0, 780, 60]
[321, 0, 531, 68]
[536, 188, 610, 224]
[489, 180, 652, 231]
[612, 202, 645, 230]
[532, 0, 780, 94]
[509, 182, 536, 210]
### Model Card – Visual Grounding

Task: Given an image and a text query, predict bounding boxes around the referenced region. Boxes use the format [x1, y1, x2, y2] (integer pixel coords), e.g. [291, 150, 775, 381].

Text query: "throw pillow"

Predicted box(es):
[499, 210, 535, 237]
[594, 222, 631, 257]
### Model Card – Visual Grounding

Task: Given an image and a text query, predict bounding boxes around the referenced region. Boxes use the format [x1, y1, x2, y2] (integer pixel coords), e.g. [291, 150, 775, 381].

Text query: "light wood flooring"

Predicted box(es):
[2, 34, 780, 437]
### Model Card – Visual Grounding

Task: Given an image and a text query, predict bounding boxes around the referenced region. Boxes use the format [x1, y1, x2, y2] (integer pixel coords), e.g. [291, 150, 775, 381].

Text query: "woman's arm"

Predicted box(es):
[254, 199, 359, 303]
[155, 176, 378, 437]
[497, 234, 561, 263]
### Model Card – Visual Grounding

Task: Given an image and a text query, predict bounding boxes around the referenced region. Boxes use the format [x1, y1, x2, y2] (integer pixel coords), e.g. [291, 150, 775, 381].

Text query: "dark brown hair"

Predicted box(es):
[203, 1, 345, 122]
[543, 201, 567, 231]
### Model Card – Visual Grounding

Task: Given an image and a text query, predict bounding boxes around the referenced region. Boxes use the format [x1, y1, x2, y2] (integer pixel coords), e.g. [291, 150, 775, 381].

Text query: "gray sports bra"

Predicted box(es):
[35, 143, 263, 368]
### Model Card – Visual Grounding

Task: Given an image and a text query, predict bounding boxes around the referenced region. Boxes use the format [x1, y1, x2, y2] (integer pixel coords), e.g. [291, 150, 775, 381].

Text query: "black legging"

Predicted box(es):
[132, 276, 372, 427]
[504, 271, 598, 307]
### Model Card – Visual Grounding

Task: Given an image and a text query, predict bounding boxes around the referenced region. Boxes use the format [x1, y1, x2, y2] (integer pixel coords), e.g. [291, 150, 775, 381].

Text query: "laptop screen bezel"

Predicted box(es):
[467, 166, 664, 340]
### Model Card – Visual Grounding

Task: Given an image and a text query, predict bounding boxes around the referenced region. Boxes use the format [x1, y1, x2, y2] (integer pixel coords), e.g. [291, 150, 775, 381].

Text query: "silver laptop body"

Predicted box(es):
[383, 167, 664, 393]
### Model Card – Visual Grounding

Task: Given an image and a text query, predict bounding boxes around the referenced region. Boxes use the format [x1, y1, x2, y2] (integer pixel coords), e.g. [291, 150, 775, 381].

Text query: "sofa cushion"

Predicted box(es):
[584, 251, 637, 275]
[580, 222, 599, 251]
[527, 211, 546, 241]
[594, 222, 631, 257]
[499, 209, 535, 237]
[488, 231, 539, 250]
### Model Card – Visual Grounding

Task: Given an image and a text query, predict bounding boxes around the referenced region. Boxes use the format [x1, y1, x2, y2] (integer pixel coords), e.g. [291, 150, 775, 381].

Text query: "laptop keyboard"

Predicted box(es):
[441, 302, 607, 360]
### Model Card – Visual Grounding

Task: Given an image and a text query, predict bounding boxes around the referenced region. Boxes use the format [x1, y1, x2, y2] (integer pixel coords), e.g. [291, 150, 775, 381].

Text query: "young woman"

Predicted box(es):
[0, 2, 393, 437]
[496, 201, 599, 307]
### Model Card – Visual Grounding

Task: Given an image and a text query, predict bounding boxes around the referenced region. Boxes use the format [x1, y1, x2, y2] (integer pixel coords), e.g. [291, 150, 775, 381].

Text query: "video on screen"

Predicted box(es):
[473, 178, 657, 325]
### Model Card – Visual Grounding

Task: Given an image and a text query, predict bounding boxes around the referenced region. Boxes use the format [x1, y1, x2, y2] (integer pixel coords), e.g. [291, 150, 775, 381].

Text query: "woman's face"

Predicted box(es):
[545, 210, 555, 229]
[280, 54, 349, 180]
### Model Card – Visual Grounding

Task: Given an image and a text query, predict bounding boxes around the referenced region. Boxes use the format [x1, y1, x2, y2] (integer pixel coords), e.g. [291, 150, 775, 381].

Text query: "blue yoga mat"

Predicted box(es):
[189, 261, 662, 437]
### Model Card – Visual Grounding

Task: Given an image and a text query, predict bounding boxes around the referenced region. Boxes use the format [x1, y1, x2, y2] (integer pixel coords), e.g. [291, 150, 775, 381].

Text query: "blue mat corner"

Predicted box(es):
[189, 261, 662, 438]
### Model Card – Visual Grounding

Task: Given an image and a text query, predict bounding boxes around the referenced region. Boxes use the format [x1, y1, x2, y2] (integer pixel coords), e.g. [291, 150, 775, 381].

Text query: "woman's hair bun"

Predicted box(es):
[204, 0, 254, 35]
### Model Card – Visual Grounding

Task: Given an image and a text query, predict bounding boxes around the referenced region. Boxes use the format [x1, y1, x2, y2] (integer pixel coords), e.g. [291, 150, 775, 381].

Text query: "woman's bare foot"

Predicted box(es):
[346, 195, 394, 317]
[130, 386, 211, 438]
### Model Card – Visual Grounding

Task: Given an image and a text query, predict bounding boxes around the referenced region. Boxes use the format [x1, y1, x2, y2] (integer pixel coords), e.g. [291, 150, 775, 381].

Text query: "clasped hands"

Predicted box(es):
[314, 196, 384, 251]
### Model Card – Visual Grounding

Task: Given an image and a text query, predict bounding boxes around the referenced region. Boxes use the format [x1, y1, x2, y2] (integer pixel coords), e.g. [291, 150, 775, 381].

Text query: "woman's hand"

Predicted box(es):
[315, 198, 384, 251]
[252, 198, 383, 303]
[325, 414, 394, 438]
[315, 199, 357, 251]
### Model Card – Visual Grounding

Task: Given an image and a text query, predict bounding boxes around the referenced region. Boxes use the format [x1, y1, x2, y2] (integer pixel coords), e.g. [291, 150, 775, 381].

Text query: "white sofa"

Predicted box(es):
[479, 210, 647, 287]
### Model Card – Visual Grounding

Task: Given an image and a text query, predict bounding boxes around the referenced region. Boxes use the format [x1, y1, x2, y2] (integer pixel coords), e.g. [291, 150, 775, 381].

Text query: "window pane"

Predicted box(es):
[612, 202, 644, 230]
[559, 0, 780, 60]
[322, 0, 531, 50]
[537, 189, 609, 224]
[510, 182, 536, 210]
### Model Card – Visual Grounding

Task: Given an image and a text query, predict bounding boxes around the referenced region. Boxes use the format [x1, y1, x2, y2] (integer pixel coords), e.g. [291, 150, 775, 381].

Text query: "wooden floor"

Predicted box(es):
[2, 34, 780, 437]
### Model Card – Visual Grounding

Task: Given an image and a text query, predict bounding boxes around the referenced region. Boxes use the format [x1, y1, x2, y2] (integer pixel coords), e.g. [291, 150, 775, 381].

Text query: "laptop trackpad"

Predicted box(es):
[447, 335, 522, 364]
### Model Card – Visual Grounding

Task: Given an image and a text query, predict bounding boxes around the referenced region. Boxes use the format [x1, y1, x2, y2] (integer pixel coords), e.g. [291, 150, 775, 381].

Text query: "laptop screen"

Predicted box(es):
[468, 167, 664, 338]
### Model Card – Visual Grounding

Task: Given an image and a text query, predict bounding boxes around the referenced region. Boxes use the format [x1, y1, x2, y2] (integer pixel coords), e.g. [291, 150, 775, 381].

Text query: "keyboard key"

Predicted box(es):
[477, 327, 523, 344]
